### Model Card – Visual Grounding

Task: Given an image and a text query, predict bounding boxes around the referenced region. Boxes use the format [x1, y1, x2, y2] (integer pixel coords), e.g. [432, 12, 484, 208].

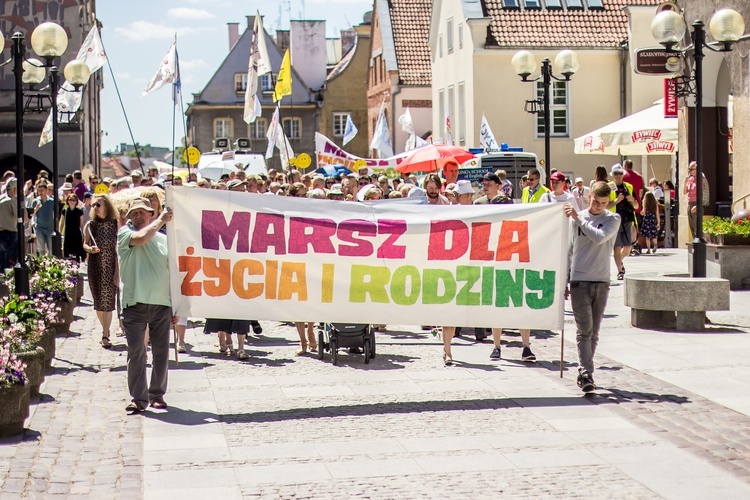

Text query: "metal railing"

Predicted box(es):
[731, 191, 750, 214]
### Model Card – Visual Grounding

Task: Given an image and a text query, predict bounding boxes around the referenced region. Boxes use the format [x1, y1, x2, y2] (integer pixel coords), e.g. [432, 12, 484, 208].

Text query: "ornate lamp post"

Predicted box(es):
[651, 8, 748, 278]
[512, 50, 579, 181]
[2, 21, 91, 294]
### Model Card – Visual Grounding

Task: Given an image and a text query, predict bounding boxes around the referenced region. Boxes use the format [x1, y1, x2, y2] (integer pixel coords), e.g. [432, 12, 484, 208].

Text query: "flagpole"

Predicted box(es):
[170, 34, 177, 183]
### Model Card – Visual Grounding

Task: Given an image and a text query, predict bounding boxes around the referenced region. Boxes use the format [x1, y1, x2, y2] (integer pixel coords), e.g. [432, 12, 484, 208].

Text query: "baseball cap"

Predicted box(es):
[480, 172, 501, 184]
[4, 178, 17, 190]
[611, 163, 624, 174]
[226, 179, 247, 190]
[574, 177, 584, 183]
[550, 171, 566, 182]
[327, 184, 344, 196]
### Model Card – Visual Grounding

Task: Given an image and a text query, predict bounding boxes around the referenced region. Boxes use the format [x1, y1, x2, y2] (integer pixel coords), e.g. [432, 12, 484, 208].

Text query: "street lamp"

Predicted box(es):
[1, 21, 91, 294]
[512, 49, 579, 181]
[651, 8, 749, 278]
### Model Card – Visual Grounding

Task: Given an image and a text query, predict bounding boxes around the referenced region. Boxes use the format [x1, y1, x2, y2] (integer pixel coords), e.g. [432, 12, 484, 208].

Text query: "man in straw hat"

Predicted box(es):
[118, 197, 174, 413]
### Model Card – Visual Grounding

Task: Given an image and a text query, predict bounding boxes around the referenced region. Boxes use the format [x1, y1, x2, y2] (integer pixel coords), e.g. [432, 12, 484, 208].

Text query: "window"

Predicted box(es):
[249, 118, 267, 139]
[439, 34, 443, 58]
[447, 85, 455, 142]
[566, 0, 584, 9]
[447, 18, 454, 54]
[438, 89, 445, 138]
[458, 23, 463, 49]
[458, 82, 466, 145]
[332, 112, 349, 137]
[545, 0, 563, 9]
[282, 117, 302, 139]
[260, 73, 276, 92]
[587, 0, 604, 8]
[234, 73, 247, 93]
[535, 81, 570, 137]
[523, 0, 541, 8]
[502, 0, 520, 7]
[214, 118, 233, 139]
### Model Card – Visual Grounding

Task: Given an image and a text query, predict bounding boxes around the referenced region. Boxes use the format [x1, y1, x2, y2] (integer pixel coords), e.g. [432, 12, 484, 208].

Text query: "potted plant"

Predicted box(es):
[0, 342, 29, 437]
[1, 294, 50, 397]
[28, 255, 78, 333]
[699, 217, 750, 290]
[703, 217, 750, 245]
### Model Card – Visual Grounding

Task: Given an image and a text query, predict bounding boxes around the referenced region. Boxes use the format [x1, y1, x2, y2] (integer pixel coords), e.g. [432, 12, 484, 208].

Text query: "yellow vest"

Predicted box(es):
[521, 185, 550, 203]
[608, 181, 634, 212]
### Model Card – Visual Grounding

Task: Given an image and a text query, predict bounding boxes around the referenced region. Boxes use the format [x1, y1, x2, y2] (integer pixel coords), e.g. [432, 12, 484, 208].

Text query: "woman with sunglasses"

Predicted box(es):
[60, 194, 85, 261]
[83, 195, 120, 348]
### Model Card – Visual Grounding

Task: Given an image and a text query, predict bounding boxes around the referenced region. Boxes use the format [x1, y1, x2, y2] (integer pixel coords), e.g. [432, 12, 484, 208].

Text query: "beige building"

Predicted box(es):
[429, 0, 668, 184]
[319, 23, 372, 158]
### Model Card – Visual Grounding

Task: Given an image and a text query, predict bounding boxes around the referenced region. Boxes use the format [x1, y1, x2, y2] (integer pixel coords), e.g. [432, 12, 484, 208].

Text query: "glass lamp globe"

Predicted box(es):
[709, 9, 745, 43]
[511, 51, 537, 78]
[651, 10, 687, 47]
[30, 21, 68, 58]
[22, 58, 46, 85]
[64, 60, 91, 86]
[555, 50, 580, 77]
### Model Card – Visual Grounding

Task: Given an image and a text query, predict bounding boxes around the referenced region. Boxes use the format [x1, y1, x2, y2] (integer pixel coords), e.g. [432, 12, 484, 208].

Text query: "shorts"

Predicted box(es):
[204, 318, 250, 335]
[614, 221, 634, 248]
[175, 316, 188, 327]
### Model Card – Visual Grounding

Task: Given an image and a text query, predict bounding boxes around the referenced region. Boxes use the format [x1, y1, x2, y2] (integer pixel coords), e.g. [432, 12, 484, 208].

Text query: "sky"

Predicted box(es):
[96, 0, 372, 155]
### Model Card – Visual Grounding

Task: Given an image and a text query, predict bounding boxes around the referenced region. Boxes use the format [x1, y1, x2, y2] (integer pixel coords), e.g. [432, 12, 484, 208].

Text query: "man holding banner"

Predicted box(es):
[564, 182, 620, 393]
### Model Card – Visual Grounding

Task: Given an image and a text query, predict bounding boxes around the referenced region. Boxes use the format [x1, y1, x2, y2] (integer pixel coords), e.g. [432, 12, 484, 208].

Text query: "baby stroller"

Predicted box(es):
[317, 323, 376, 365]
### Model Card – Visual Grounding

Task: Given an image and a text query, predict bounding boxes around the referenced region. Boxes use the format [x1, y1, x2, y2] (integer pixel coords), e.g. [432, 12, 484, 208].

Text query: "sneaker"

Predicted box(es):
[490, 346, 501, 360]
[577, 371, 595, 393]
[177, 342, 187, 353]
[521, 346, 536, 362]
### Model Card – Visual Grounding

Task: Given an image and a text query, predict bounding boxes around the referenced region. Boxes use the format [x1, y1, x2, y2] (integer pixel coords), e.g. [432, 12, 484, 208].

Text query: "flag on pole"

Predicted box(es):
[398, 107, 415, 134]
[244, 12, 271, 124]
[40, 25, 107, 146]
[405, 132, 429, 152]
[171, 45, 182, 104]
[343, 114, 358, 145]
[276, 125, 295, 167]
[369, 108, 393, 158]
[273, 49, 292, 102]
[444, 113, 453, 146]
[142, 41, 179, 98]
[265, 107, 280, 159]
[480, 113, 499, 151]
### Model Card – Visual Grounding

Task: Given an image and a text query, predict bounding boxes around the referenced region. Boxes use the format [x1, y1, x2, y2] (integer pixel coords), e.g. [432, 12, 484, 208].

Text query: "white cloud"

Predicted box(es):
[168, 7, 215, 20]
[114, 21, 199, 42]
[178, 59, 208, 71]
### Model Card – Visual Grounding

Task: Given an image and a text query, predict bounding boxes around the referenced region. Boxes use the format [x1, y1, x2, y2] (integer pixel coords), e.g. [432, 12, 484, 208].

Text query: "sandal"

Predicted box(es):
[296, 342, 308, 356]
[126, 401, 146, 413]
[100, 336, 112, 349]
[617, 271, 625, 280]
[236, 349, 249, 360]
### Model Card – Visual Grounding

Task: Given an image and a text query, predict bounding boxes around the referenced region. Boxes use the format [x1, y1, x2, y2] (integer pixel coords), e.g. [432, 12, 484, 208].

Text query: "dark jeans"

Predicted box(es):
[123, 303, 172, 407]
[0, 230, 17, 270]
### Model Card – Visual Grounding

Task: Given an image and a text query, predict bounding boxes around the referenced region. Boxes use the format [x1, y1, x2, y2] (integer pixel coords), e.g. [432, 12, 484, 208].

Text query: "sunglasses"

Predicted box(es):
[528, 177, 539, 181]
[613, 172, 624, 176]
[93, 202, 102, 208]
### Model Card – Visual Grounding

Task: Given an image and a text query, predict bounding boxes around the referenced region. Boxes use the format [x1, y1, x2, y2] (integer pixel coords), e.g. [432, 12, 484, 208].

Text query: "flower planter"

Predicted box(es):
[76, 273, 84, 305]
[16, 347, 45, 398]
[37, 328, 56, 372]
[0, 383, 30, 438]
[714, 234, 750, 246]
[51, 299, 74, 334]
[692, 243, 750, 290]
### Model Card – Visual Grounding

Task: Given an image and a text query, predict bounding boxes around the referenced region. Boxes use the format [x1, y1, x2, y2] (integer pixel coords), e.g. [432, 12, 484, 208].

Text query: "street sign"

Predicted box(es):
[634, 48, 682, 75]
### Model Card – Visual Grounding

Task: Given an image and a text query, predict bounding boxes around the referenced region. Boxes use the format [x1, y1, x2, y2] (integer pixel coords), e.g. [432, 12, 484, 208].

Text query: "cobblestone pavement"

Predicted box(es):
[2, 249, 750, 498]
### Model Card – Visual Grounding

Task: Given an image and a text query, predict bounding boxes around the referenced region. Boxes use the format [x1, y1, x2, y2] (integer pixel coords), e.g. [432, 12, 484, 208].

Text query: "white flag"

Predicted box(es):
[276, 126, 295, 167]
[343, 114, 358, 145]
[369, 108, 393, 158]
[142, 42, 179, 98]
[444, 113, 453, 146]
[244, 12, 271, 124]
[406, 132, 429, 151]
[39, 25, 107, 146]
[398, 107, 414, 134]
[265, 107, 280, 159]
[480, 114, 499, 151]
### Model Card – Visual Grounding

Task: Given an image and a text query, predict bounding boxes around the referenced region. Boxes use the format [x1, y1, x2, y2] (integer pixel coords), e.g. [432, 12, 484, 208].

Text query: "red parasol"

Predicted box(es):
[395, 144, 476, 174]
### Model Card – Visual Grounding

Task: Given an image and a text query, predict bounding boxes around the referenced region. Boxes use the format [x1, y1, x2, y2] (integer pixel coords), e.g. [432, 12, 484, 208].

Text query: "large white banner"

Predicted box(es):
[315, 133, 410, 178]
[167, 188, 567, 330]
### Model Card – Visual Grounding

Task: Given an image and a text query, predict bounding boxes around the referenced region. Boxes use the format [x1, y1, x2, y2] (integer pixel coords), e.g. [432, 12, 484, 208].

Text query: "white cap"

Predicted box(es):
[455, 179, 474, 195]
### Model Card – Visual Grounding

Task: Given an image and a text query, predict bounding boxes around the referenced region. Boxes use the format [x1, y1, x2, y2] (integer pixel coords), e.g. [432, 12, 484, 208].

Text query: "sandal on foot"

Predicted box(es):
[617, 272, 625, 280]
[236, 349, 249, 360]
[100, 336, 112, 349]
[296, 343, 308, 356]
[126, 401, 146, 413]
[149, 397, 168, 409]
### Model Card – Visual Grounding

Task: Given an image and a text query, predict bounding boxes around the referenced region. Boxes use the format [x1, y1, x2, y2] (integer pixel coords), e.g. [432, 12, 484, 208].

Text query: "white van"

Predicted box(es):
[460, 147, 544, 199]
[197, 151, 268, 177]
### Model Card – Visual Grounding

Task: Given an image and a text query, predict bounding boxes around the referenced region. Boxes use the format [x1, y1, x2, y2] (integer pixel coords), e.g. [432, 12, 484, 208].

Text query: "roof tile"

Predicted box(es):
[389, 0, 432, 86]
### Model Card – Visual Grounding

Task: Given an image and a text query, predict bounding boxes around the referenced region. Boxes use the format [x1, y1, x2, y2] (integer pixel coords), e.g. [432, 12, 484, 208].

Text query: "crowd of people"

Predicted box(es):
[0, 157, 697, 409]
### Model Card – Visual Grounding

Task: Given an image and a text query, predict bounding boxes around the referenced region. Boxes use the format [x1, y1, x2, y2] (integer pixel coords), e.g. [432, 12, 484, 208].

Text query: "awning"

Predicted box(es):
[574, 104, 677, 156]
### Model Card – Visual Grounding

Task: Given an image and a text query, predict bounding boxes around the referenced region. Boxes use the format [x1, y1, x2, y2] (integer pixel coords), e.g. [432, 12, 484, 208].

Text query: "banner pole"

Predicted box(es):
[559, 322, 564, 378]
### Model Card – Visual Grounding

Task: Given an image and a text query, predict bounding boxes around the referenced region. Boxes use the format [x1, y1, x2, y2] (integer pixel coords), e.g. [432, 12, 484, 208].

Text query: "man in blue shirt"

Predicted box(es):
[31, 181, 55, 255]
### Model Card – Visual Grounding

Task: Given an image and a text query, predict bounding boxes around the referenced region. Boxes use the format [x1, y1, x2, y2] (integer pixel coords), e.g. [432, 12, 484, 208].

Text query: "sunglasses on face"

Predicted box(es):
[613, 173, 624, 176]
[528, 177, 539, 182]
[93, 202, 102, 208]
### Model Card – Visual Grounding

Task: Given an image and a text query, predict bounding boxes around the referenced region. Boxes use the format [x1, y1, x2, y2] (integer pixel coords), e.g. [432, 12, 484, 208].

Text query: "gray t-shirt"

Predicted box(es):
[568, 209, 621, 282]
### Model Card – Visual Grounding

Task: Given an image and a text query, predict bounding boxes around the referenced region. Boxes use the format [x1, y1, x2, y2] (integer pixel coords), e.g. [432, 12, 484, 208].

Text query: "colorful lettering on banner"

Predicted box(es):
[167, 188, 568, 330]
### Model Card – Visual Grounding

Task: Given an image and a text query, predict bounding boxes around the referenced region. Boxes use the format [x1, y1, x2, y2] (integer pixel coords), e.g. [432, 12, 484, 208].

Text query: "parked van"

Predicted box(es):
[197, 150, 268, 177]
[459, 145, 544, 200]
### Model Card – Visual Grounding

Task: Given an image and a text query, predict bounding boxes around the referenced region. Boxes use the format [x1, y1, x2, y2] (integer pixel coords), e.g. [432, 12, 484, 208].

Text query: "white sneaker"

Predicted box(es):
[177, 342, 187, 353]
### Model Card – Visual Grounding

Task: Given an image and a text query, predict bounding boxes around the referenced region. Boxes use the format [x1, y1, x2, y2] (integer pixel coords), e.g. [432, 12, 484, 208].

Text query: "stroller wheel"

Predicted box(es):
[331, 339, 338, 365]
[364, 338, 371, 364]
[369, 330, 376, 359]
[317, 331, 324, 360]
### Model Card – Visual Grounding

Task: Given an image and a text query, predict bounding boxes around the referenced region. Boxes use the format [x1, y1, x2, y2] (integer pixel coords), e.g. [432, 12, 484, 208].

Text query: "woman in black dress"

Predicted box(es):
[61, 194, 85, 261]
[83, 194, 120, 348]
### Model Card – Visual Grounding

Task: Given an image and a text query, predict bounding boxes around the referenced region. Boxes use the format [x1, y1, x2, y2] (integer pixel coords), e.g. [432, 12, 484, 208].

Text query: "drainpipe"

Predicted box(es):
[619, 39, 628, 118]
[390, 75, 402, 153]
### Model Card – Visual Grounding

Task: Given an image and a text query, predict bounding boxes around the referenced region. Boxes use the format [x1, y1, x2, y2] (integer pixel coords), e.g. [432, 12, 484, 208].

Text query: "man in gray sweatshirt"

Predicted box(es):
[564, 181, 621, 392]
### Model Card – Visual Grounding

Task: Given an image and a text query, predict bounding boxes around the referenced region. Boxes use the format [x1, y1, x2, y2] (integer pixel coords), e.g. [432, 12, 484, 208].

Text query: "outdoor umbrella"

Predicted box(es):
[315, 165, 352, 177]
[197, 162, 237, 181]
[396, 144, 476, 174]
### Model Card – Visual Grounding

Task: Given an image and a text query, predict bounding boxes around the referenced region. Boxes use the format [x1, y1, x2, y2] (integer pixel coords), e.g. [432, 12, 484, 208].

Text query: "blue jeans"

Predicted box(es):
[0, 230, 17, 270]
[570, 281, 610, 377]
[36, 227, 53, 255]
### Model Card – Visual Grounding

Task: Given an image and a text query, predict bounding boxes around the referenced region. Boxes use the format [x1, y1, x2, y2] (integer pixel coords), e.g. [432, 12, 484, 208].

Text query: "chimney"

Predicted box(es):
[341, 28, 356, 56]
[276, 30, 290, 53]
[290, 20, 327, 92]
[228, 22, 239, 50]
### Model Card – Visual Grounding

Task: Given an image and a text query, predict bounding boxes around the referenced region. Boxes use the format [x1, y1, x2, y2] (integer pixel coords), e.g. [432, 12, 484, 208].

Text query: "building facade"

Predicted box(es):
[0, 0, 102, 182]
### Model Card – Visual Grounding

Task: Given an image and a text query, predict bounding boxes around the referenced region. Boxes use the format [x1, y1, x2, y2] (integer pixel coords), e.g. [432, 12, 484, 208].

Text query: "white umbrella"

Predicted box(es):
[197, 162, 236, 181]
[574, 104, 678, 156]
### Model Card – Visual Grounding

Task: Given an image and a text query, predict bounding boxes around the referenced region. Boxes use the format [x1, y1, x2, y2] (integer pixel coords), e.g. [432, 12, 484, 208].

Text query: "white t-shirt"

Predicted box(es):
[539, 191, 576, 204]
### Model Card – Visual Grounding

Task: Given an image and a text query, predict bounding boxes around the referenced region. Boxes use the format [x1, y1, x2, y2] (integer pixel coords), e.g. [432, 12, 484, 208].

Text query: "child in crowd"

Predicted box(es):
[640, 191, 660, 254]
